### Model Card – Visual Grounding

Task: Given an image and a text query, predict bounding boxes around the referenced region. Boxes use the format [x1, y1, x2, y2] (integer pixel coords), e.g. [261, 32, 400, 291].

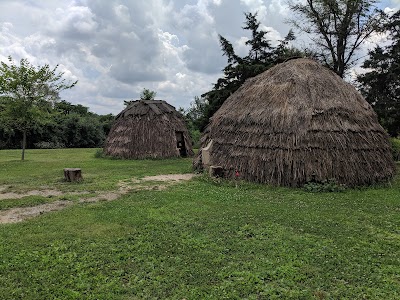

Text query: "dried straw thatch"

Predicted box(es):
[104, 100, 193, 159]
[195, 58, 396, 187]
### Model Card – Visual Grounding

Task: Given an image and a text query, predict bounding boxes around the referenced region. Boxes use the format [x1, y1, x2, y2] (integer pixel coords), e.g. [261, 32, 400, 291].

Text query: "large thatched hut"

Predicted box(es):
[104, 100, 193, 159]
[195, 58, 395, 187]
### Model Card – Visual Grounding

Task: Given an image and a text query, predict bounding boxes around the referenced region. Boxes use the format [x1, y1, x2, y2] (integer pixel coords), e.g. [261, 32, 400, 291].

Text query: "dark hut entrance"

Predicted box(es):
[175, 131, 187, 157]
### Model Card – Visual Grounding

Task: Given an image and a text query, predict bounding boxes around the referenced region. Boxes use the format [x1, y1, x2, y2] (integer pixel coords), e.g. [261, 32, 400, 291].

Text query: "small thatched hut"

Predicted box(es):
[104, 100, 193, 159]
[195, 58, 396, 187]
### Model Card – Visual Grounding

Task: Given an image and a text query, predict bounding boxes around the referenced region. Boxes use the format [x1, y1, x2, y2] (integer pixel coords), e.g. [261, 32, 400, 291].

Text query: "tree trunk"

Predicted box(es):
[21, 130, 26, 161]
[64, 168, 83, 182]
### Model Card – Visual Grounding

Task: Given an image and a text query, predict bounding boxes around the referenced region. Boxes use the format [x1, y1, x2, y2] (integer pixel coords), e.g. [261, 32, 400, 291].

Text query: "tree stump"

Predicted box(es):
[64, 168, 83, 182]
[209, 165, 224, 178]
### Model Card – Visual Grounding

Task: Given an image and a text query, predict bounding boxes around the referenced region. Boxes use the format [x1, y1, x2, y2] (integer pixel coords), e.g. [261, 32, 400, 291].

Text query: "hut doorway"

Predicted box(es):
[175, 131, 187, 157]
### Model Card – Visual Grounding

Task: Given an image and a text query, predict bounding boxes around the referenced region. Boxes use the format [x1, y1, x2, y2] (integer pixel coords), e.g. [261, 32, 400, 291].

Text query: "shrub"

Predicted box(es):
[34, 141, 65, 149]
[94, 148, 105, 158]
[190, 129, 201, 148]
[303, 179, 346, 193]
[391, 138, 400, 161]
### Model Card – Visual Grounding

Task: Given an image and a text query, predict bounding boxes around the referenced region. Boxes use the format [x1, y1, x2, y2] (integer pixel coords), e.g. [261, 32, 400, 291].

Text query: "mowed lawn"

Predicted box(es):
[0, 149, 399, 299]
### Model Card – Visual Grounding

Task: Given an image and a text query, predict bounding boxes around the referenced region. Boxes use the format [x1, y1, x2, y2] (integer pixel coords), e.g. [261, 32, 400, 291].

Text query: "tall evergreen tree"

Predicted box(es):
[199, 12, 301, 131]
[358, 10, 400, 137]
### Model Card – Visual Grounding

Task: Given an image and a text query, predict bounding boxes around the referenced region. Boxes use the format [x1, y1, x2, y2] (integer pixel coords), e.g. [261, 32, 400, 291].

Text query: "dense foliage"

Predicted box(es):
[289, 0, 384, 78]
[391, 138, 400, 161]
[358, 10, 400, 137]
[0, 57, 77, 159]
[0, 100, 114, 150]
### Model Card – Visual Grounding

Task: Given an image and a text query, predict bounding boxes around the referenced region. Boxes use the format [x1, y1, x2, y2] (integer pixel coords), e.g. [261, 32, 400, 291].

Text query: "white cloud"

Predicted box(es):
[1, 22, 13, 33]
[390, 0, 400, 9]
[51, 5, 98, 37]
[240, 0, 268, 19]
[176, 72, 186, 79]
[234, 36, 250, 57]
[263, 26, 283, 45]
[114, 4, 131, 24]
[268, 0, 289, 16]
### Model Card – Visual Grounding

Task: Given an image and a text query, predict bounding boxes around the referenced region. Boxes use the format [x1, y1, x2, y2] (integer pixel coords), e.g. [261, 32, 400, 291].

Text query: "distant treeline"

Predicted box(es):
[0, 100, 114, 149]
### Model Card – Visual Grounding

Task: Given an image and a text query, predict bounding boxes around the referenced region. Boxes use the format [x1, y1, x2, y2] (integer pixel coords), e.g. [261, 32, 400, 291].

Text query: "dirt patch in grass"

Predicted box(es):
[0, 173, 196, 223]
[0, 189, 64, 200]
[80, 174, 196, 203]
[136, 173, 196, 182]
[80, 192, 121, 203]
[0, 200, 72, 224]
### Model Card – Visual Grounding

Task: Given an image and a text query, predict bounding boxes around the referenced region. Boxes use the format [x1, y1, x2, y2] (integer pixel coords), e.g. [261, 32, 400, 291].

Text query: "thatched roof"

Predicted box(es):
[104, 100, 193, 159]
[195, 58, 396, 187]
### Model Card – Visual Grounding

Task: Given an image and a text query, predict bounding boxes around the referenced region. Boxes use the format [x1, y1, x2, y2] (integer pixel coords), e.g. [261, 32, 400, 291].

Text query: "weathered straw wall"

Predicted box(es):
[197, 59, 395, 186]
[104, 100, 193, 159]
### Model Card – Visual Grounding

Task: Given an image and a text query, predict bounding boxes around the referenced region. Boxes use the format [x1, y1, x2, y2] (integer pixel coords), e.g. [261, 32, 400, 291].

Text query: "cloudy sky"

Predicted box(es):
[1, 0, 399, 115]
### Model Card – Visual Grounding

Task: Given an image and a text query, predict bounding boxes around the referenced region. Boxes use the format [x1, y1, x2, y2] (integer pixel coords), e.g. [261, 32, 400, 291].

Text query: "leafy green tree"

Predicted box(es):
[358, 10, 400, 137]
[140, 88, 157, 100]
[289, 0, 384, 77]
[31, 116, 66, 149]
[54, 99, 74, 114]
[98, 113, 115, 136]
[185, 96, 208, 131]
[60, 113, 105, 148]
[179, 99, 205, 147]
[37, 101, 110, 148]
[55, 100, 89, 116]
[124, 88, 157, 106]
[0, 97, 15, 149]
[0, 56, 77, 159]
[199, 12, 301, 131]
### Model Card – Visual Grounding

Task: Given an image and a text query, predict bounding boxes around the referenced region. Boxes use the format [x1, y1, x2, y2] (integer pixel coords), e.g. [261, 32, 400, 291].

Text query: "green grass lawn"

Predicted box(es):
[0, 148, 192, 192]
[0, 148, 399, 299]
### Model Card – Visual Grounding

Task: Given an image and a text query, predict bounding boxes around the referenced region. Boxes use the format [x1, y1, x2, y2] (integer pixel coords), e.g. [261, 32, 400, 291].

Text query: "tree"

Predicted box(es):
[140, 88, 157, 100]
[124, 88, 157, 106]
[185, 96, 208, 130]
[358, 10, 400, 137]
[30, 100, 110, 149]
[59, 113, 105, 148]
[274, 29, 305, 61]
[289, 0, 384, 77]
[55, 100, 89, 116]
[0, 56, 77, 160]
[199, 12, 302, 131]
[181, 96, 207, 147]
[98, 113, 115, 136]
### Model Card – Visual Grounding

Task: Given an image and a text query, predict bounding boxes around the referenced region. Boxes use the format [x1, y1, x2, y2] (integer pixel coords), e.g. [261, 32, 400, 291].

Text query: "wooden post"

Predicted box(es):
[64, 168, 83, 182]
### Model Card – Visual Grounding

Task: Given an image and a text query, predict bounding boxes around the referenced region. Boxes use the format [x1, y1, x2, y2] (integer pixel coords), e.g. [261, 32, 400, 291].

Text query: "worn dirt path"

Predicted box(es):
[0, 174, 196, 224]
[0, 189, 63, 200]
[0, 201, 72, 224]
